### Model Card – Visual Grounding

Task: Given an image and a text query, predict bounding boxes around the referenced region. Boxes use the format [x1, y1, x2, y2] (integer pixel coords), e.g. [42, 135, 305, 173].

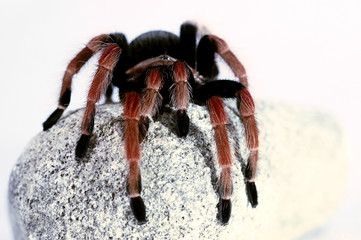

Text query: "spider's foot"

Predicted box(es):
[176, 110, 189, 137]
[217, 198, 231, 224]
[43, 108, 64, 131]
[130, 196, 146, 223]
[246, 181, 258, 208]
[75, 134, 90, 159]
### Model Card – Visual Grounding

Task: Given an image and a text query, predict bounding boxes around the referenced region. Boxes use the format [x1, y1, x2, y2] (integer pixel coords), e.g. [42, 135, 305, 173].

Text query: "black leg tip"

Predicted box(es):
[130, 196, 146, 223]
[176, 110, 189, 137]
[246, 182, 258, 208]
[42, 108, 64, 131]
[244, 162, 253, 180]
[75, 134, 90, 159]
[217, 198, 231, 224]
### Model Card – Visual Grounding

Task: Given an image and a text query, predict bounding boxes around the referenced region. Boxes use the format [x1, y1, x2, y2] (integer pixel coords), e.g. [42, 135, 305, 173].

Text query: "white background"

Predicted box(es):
[0, 0, 360, 239]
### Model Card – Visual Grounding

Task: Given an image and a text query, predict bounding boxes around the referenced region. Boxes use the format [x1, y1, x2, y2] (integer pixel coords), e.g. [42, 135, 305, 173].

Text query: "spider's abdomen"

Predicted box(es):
[127, 31, 181, 67]
[111, 31, 181, 88]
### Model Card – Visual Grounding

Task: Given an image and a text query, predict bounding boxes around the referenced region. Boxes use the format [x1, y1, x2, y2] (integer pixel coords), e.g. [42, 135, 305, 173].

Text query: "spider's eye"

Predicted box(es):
[160, 55, 171, 60]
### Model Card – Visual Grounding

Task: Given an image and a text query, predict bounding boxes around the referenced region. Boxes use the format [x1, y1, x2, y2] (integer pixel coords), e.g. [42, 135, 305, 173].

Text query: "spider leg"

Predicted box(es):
[170, 61, 193, 137]
[194, 80, 245, 103]
[139, 67, 163, 142]
[207, 96, 233, 224]
[197, 36, 259, 208]
[196, 35, 219, 79]
[180, 22, 197, 68]
[199, 34, 248, 87]
[123, 91, 146, 223]
[43, 34, 110, 130]
[75, 44, 121, 159]
[237, 88, 258, 207]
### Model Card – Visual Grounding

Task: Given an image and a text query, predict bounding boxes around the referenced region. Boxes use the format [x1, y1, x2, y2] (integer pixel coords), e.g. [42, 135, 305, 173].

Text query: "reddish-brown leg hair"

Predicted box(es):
[170, 61, 192, 136]
[237, 88, 259, 206]
[208, 34, 259, 207]
[81, 44, 121, 134]
[60, 34, 110, 109]
[122, 91, 146, 222]
[43, 34, 110, 131]
[207, 34, 248, 87]
[75, 44, 121, 158]
[171, 61, 192, 110]
[139, 68, 163, 141]
[237, 89, 259, 181]
[207, 97, 233, 223]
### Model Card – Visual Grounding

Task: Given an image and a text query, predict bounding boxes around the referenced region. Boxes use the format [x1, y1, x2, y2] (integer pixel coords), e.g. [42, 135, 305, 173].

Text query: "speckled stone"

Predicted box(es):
[9, 100, 348, 240]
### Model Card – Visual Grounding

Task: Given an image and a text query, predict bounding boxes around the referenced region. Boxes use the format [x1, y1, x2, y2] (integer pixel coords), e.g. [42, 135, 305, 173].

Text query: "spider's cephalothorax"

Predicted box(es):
[43, 23, 259, 224]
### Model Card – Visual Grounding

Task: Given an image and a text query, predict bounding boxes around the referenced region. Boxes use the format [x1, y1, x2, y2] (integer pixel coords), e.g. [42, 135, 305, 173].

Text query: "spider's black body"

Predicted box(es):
[104, 25, 245, 142]
[114, 31, 182, 70]
[43, 22, 258, 225]
[112, 31, 194, 103]
[109, 27, 222, 101]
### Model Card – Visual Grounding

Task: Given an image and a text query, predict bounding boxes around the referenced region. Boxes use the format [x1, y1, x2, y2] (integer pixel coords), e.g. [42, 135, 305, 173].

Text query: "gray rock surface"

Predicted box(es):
[9, 100, 348, 240]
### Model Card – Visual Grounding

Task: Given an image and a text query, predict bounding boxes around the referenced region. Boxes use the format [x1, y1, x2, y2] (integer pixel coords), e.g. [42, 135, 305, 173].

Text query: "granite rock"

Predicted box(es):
[9, 100, 348, 240]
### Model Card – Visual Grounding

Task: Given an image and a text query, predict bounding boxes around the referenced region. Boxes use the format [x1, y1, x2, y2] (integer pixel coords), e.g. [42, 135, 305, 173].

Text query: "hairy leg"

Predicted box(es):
[197, 35, 259, 207]
[123, 91, 146, 223]
[170, 61, 193, 137]
[43, 34, 110, 130]
[203, 34, 248, 87]
[75, 44, 121, 158]
[237, 89, 259, 207]
[207, 97, 233, 223]
[139, 67, 163, 142]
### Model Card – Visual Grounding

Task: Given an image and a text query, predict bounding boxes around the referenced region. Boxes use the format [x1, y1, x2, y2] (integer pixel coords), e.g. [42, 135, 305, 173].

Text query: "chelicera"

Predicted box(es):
[43, 22, 259, 224]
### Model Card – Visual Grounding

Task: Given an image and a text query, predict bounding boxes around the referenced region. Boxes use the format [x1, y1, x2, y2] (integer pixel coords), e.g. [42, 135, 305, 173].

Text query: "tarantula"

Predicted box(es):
[43, 22, 259, 224]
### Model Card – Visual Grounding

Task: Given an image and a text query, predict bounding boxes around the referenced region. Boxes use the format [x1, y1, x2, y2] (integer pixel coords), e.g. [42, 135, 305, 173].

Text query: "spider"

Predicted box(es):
[42, 22, 259, 224]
